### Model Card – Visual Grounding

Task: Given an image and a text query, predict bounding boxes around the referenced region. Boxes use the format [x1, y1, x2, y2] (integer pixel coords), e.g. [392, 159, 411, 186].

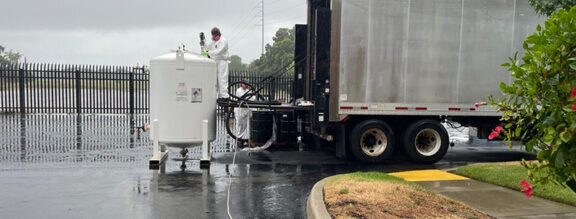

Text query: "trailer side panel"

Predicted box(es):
[329, 0, 542, 121]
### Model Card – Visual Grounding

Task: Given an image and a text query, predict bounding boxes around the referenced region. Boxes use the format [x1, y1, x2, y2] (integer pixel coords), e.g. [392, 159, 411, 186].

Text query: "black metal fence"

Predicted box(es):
[0, 63, 149, 114]
[0, 63, 294, 114]
[229, 71, 293, 103]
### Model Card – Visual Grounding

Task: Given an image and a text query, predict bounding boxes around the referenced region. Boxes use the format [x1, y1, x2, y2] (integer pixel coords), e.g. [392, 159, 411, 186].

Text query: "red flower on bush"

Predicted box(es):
[520, 180, 533, 198]
[488, 126, 503, 140]
[488, 132, 498, 140]
[572, 105, 576, 112]
[494, 126, 503, 132]
[572, 87, 576, 98]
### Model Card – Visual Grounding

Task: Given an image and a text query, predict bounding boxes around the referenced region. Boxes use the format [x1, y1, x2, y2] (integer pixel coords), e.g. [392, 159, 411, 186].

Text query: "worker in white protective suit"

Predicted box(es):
[235, 82, 256, 144]
[201, 27, 230, 102]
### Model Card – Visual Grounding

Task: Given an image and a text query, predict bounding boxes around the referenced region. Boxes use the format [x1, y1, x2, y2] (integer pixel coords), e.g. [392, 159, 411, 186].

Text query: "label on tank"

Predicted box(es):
[176, 82, 189, 102]
[191, 88, 202, 103]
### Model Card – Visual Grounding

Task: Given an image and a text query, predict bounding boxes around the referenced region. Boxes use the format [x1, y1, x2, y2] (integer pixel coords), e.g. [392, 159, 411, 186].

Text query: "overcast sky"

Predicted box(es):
[0, 0, 307, 66]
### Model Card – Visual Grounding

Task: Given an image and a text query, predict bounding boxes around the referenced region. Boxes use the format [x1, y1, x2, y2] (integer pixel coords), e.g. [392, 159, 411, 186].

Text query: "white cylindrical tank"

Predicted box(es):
[149, 50, 217, 147]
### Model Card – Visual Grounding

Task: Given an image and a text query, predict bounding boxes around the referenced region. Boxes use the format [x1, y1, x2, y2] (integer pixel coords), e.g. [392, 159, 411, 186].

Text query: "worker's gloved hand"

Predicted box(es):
[199, 32, 206, 46]
[201, 51, 209, 56]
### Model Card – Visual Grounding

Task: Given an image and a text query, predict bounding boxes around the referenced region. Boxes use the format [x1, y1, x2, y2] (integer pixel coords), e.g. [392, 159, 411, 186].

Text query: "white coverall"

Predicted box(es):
[204, 36, 230, 98]
[234, 86, 256, 139]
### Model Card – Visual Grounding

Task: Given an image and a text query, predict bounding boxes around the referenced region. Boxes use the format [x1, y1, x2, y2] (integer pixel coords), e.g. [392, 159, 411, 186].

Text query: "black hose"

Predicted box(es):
[224, 56, 308, 141]
[227, 81, 266, 102]
[225, 108, 249, 141]
[227, 56, 307, 104]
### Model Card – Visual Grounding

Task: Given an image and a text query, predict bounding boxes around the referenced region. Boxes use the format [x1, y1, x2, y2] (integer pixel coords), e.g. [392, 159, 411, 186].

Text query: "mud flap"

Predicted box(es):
[335, 123, 346, 158]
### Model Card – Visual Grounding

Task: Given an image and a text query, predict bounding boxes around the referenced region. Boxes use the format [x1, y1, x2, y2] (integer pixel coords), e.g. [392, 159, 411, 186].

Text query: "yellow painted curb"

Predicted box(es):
[389, 169, 469, 182]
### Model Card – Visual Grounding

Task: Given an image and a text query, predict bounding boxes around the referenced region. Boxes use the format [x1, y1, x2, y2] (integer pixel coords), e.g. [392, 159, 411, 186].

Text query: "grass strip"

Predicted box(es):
[454, 162, 576, 206]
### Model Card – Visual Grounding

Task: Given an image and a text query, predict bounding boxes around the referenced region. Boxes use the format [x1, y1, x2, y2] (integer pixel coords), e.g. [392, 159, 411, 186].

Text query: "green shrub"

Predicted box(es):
[529, 0, 576, 16]
[492, 7, 576, 192]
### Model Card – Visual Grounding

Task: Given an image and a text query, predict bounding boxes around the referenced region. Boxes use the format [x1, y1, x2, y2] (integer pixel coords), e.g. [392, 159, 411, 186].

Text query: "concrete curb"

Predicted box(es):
[306, 176, 332, 219]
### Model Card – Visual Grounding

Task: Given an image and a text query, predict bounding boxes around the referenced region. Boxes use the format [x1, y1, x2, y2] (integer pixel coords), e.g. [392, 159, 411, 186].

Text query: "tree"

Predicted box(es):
[0, 45, 22, 66]
[492, 7, 576, 192]
[229, 55, 247, 71]
[248, 28, 295, 73]
[529, 0, 576, 16]
[0, 45, 22, 89]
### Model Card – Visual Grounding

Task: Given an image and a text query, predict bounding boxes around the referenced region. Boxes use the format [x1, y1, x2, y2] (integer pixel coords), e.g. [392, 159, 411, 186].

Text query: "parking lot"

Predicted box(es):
[0, 114, 535, 218]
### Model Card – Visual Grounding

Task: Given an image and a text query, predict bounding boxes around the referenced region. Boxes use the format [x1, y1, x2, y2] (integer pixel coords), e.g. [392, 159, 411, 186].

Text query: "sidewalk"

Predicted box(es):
[392, 170, 576, 218]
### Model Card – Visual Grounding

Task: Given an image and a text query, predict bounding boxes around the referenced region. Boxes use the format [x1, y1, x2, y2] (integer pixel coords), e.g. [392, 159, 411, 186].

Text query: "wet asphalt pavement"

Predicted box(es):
[0, 114, 536, 219]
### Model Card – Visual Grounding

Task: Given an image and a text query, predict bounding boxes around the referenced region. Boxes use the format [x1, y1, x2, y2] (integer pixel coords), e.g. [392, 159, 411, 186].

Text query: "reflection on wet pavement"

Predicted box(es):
[0, 114, 536, 218]
[0, 114, 235, 170]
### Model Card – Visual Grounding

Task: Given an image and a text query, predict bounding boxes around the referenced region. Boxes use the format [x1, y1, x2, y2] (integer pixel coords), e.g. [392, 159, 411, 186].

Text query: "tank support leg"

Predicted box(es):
[180, 148, 189, 157]
[150, 119, 169, 169]
[200, 120, 211, 169]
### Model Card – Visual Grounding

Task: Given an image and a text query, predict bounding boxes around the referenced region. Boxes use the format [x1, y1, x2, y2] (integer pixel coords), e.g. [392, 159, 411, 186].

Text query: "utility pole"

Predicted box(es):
[261, 0, 265, 55]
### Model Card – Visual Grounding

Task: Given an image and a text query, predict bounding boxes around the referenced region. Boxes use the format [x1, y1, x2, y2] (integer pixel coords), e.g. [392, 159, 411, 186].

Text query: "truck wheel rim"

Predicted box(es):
[360, 128, 387, 157]
[415, 128, 442, 156]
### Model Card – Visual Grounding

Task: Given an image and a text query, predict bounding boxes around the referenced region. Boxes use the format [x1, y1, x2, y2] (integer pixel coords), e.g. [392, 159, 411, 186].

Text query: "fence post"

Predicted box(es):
[271, 78, 276, 101]
[76, 70, 81, 114]
[18, 68, 25, 114]
[129, 71, 135, 115]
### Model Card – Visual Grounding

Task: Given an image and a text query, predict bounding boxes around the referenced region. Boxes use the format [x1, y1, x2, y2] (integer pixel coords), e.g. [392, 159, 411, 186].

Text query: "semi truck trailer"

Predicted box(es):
[290, 0, 542, 163]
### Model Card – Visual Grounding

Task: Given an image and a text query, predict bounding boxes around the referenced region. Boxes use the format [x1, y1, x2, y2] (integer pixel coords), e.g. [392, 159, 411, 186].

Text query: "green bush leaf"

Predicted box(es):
[526, 139, 535, 152]
[499, 82, 509, 93]
[543, 115, 557, 126]
[555, 150, 565, 169]
[560, 131, 572, 143]
[543, 133, 555, 145]
[537, 150, 550, 161]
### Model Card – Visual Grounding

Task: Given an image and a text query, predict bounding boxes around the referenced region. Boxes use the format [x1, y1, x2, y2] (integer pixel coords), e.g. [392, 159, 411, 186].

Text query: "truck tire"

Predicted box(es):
[349, 120, 395, 163]
[403, 120, 449, 164]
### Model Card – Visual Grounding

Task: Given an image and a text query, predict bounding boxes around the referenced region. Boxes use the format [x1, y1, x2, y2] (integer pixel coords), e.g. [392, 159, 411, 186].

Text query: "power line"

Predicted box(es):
[228, 17, 260, 42]
[226, 3, 261, 39]
[226, 0, 263, 39]
[230, 29, 258, 51]
[230, 0, 305, 57]
[265, 2, 305, 15]
[265, 0, 302, 9]
[228, 18, 260, 42]
[265, 14, 307, 25]
[229, 23, 261, 48]
[265, 0, 283, 4]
